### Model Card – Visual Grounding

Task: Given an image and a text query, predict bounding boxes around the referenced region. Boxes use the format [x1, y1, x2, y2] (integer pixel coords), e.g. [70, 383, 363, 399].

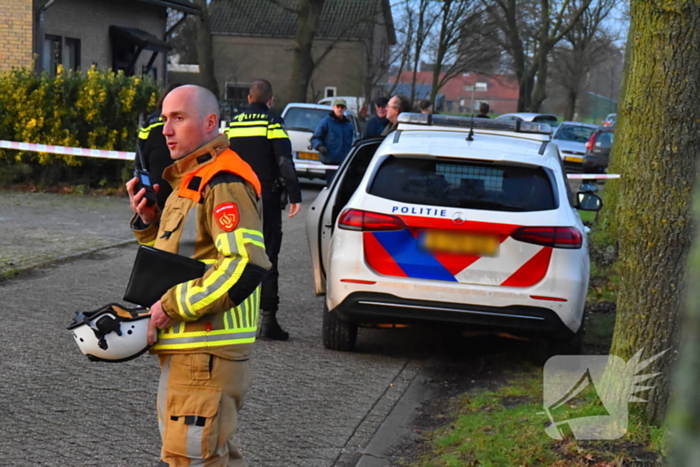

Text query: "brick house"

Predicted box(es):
[0, 0, 199, 84]
[389, 71, 519, 115]
[204, 0, 396, 111]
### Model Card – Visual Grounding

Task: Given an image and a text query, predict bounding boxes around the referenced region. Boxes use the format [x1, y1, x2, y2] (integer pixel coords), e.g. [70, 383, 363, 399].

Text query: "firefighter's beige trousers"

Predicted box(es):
[157, 354, 252, 467]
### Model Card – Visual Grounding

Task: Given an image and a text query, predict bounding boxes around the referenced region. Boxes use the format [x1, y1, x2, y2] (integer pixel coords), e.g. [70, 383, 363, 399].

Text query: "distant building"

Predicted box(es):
[388, 71, 519, 115]
[194, 0, 396, 111]
[0, 0, 199, 84]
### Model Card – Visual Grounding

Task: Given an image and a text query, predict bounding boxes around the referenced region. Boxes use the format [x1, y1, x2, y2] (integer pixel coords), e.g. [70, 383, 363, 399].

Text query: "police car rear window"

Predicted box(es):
[368, 157, 556, 212]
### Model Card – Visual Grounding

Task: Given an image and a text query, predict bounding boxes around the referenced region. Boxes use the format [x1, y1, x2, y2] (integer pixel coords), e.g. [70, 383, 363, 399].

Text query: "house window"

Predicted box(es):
[43, 35, 62, 77]
[43, 36, 81, 76]
[63, 38, 81, 71]
[224, 83, 251, 116]
[324, 86, 337, 98]
[475, 82, 488, 92]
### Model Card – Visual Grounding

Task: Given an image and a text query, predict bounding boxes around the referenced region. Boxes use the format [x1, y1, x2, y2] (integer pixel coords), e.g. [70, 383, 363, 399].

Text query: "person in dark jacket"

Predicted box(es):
[364, 96, 389, 138]
[225, 79, 302, 341]
[134, 83, 181, 210]
[477, 102, 490, 118]
[381, 94, 412, 136]
[311, 98, 354, 185]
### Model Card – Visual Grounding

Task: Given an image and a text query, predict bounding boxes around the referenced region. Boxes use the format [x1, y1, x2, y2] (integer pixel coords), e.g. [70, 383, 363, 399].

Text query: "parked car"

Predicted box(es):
[583, 126, 615, 173]
[551, 122, 599, 172]
[306, 112, 602, 353]
[495, 112, 559, 128]
[603, 113, 617, 126]
[281, 103, 361, 179]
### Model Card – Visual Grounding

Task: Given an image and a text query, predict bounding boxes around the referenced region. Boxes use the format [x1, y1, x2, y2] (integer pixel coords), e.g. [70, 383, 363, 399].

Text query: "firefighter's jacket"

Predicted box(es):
[131, 134, 271, 360]
[225, 102, 302, 204]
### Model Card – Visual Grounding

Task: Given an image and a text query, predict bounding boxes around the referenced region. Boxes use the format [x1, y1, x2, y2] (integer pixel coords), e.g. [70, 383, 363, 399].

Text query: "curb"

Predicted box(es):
[1, 239, 137, 280]
[355, 369, 432, 467]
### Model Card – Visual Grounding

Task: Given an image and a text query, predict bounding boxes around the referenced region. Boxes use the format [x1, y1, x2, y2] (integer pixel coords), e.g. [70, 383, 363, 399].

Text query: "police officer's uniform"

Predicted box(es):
[225, 101, 302, 340]
[136, 112, 173, 210]
[131, 134, 270, 466]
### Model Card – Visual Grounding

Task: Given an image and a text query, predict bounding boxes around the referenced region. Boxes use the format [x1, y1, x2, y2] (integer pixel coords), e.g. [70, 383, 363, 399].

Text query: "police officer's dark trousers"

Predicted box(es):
[260, 187, 287, 339]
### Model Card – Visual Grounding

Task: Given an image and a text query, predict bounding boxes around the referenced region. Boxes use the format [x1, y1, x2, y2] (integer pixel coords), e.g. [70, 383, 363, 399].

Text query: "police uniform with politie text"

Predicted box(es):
[127, 85, 270, 467]
[225, 79, 302, 341]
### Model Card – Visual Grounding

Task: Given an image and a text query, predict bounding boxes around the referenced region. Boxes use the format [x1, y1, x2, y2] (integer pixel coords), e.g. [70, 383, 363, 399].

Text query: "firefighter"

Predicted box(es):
[225, 79, 302, 341]
[126, 85, 270, 467]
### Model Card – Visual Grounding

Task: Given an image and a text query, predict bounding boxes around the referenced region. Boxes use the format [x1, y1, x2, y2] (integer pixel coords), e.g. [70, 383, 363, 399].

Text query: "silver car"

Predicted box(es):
[551, 122, 599, 172]
[281, 103, 361, 180]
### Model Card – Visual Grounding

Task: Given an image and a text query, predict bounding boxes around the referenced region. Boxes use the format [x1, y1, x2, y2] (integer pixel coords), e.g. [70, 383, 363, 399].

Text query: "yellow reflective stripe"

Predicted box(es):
[178, 230, 249, 319]
[138, 121, 164, 140]
[267, 123, 282, 129]
[228, 120, 269, 126]
[153, 328, 256, 350]
[139, 239, 156, 247]
[201, 258, 218, 265]
[267, 128, 289, 139]
[226, 126, 268, 138]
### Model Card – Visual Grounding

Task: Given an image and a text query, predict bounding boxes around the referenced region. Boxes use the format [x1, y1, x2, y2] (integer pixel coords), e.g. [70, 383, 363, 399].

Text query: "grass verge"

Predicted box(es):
[404, 242, 667, 466]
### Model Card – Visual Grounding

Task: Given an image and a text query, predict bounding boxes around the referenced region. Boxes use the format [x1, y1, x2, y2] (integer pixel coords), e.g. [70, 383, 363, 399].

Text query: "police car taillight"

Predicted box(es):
[510, 226, 582, 249]
[338, 209, 406, 232]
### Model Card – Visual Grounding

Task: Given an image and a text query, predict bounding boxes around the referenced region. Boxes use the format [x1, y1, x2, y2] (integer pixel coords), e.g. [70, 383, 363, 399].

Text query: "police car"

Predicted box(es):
[306, 113, 602, 352]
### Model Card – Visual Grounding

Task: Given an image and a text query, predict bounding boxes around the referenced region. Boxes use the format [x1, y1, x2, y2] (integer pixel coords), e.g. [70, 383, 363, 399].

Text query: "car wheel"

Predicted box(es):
[548, 320, 585, 356]
[322, 303, 358, 351]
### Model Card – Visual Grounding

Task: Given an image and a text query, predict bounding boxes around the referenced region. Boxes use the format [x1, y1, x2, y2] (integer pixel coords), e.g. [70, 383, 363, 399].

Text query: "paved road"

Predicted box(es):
[0, 187, 435, 467]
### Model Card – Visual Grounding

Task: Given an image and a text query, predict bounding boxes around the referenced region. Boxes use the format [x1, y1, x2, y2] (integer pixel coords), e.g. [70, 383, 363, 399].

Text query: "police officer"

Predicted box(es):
[134, 83, 181, 210]
[225, 79, 302, 341]
[126, 85, 270, 466]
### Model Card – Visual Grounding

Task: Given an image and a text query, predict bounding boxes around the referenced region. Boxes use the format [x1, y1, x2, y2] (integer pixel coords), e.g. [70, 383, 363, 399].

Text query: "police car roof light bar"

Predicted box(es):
[397, 113, 552, 136]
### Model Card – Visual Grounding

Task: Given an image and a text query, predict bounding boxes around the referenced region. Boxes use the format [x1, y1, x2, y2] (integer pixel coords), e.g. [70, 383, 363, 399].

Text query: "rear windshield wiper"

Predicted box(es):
[457, 199, 527, 212]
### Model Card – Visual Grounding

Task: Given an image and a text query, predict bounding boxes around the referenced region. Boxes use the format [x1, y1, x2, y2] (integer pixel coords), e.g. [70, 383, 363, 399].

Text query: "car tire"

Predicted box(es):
[548, 320, 585, 356]
[322, 303, 358, 351]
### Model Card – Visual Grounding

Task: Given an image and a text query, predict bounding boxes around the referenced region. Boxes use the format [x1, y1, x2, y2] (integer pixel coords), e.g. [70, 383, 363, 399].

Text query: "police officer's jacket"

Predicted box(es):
[131, 134, 271, 361]
[225, 102, 302, 204]
[136, 111, 172, 209]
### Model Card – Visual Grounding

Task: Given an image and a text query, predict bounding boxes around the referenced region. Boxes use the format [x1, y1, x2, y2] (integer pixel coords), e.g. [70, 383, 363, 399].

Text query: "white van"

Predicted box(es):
[317, 96, 365, 116]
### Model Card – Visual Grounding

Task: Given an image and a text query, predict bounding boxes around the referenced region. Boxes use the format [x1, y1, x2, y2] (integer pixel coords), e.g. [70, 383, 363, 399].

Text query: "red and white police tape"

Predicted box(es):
[0, 139, 134, 161]
[0, 139, 619, 179]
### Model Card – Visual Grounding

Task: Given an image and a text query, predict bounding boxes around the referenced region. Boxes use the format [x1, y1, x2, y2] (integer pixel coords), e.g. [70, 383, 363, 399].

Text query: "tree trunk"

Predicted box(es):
[564, 88, 577, 121]
[530, 56, 549, 112]
[193, 0, 219, 98]
[289, 0, 325, 103]
[604, 0, 700, 426]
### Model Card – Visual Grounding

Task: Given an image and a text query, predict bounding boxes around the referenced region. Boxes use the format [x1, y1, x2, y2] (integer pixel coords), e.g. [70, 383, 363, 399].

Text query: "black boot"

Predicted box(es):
[258, 311, 289, 341]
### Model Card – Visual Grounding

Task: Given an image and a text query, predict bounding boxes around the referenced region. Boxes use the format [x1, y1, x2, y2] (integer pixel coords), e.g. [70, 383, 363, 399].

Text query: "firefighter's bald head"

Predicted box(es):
[161, 85, 220, 160]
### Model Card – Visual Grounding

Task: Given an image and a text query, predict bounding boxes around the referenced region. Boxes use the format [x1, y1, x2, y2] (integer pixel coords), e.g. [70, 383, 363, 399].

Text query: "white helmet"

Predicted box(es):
[67, 303, 152, 362]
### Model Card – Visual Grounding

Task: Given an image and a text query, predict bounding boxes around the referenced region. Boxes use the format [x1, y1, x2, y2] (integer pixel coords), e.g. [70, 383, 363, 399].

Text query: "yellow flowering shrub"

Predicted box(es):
[0, 66, 158, 187]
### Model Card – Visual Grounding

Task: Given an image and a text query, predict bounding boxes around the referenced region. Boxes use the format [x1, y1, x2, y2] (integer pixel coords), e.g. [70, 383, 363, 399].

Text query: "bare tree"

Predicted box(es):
[483, 0, 593, 112]
[193, 0, 220, 97]
[407, 0, 438, 103]
[386, 1, 417, 97]
[550, 0, 617, 120]
[426, 0, 500, 106]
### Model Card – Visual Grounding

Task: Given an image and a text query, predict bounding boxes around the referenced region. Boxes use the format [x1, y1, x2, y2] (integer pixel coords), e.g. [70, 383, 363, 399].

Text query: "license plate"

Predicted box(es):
[565, 155, 583, 162]
[420, 230, 499, 256]
[298, 151, 320, 160]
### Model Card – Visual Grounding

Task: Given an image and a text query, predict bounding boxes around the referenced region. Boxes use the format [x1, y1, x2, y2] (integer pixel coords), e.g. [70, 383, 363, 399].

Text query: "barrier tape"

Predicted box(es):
[566, 174, 620, 179]
[0, 139, 134, 161]
[0, 139, 618, 180]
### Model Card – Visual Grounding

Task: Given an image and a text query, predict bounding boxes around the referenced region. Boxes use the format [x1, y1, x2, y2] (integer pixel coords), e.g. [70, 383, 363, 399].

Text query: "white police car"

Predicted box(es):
[306, 113, 602, 352]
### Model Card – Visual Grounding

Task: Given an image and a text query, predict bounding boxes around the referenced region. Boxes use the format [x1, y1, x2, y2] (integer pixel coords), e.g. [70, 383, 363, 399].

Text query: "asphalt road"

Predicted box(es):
[0, 186, 442, 467]
[0, 182, 572, 467]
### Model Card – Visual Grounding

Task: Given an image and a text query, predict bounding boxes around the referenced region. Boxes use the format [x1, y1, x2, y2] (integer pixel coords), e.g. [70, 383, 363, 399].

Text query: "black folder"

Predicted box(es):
[123, 245, 206, 307]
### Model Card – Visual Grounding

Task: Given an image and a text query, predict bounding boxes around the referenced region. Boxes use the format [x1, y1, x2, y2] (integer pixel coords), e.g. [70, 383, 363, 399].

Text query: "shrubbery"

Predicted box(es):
[0, 66, 158, 189]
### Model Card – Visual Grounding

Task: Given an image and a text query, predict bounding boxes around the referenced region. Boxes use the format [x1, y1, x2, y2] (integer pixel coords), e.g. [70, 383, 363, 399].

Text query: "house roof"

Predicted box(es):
[138, 0, 201, 15]
[209, 0, 395, 43]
